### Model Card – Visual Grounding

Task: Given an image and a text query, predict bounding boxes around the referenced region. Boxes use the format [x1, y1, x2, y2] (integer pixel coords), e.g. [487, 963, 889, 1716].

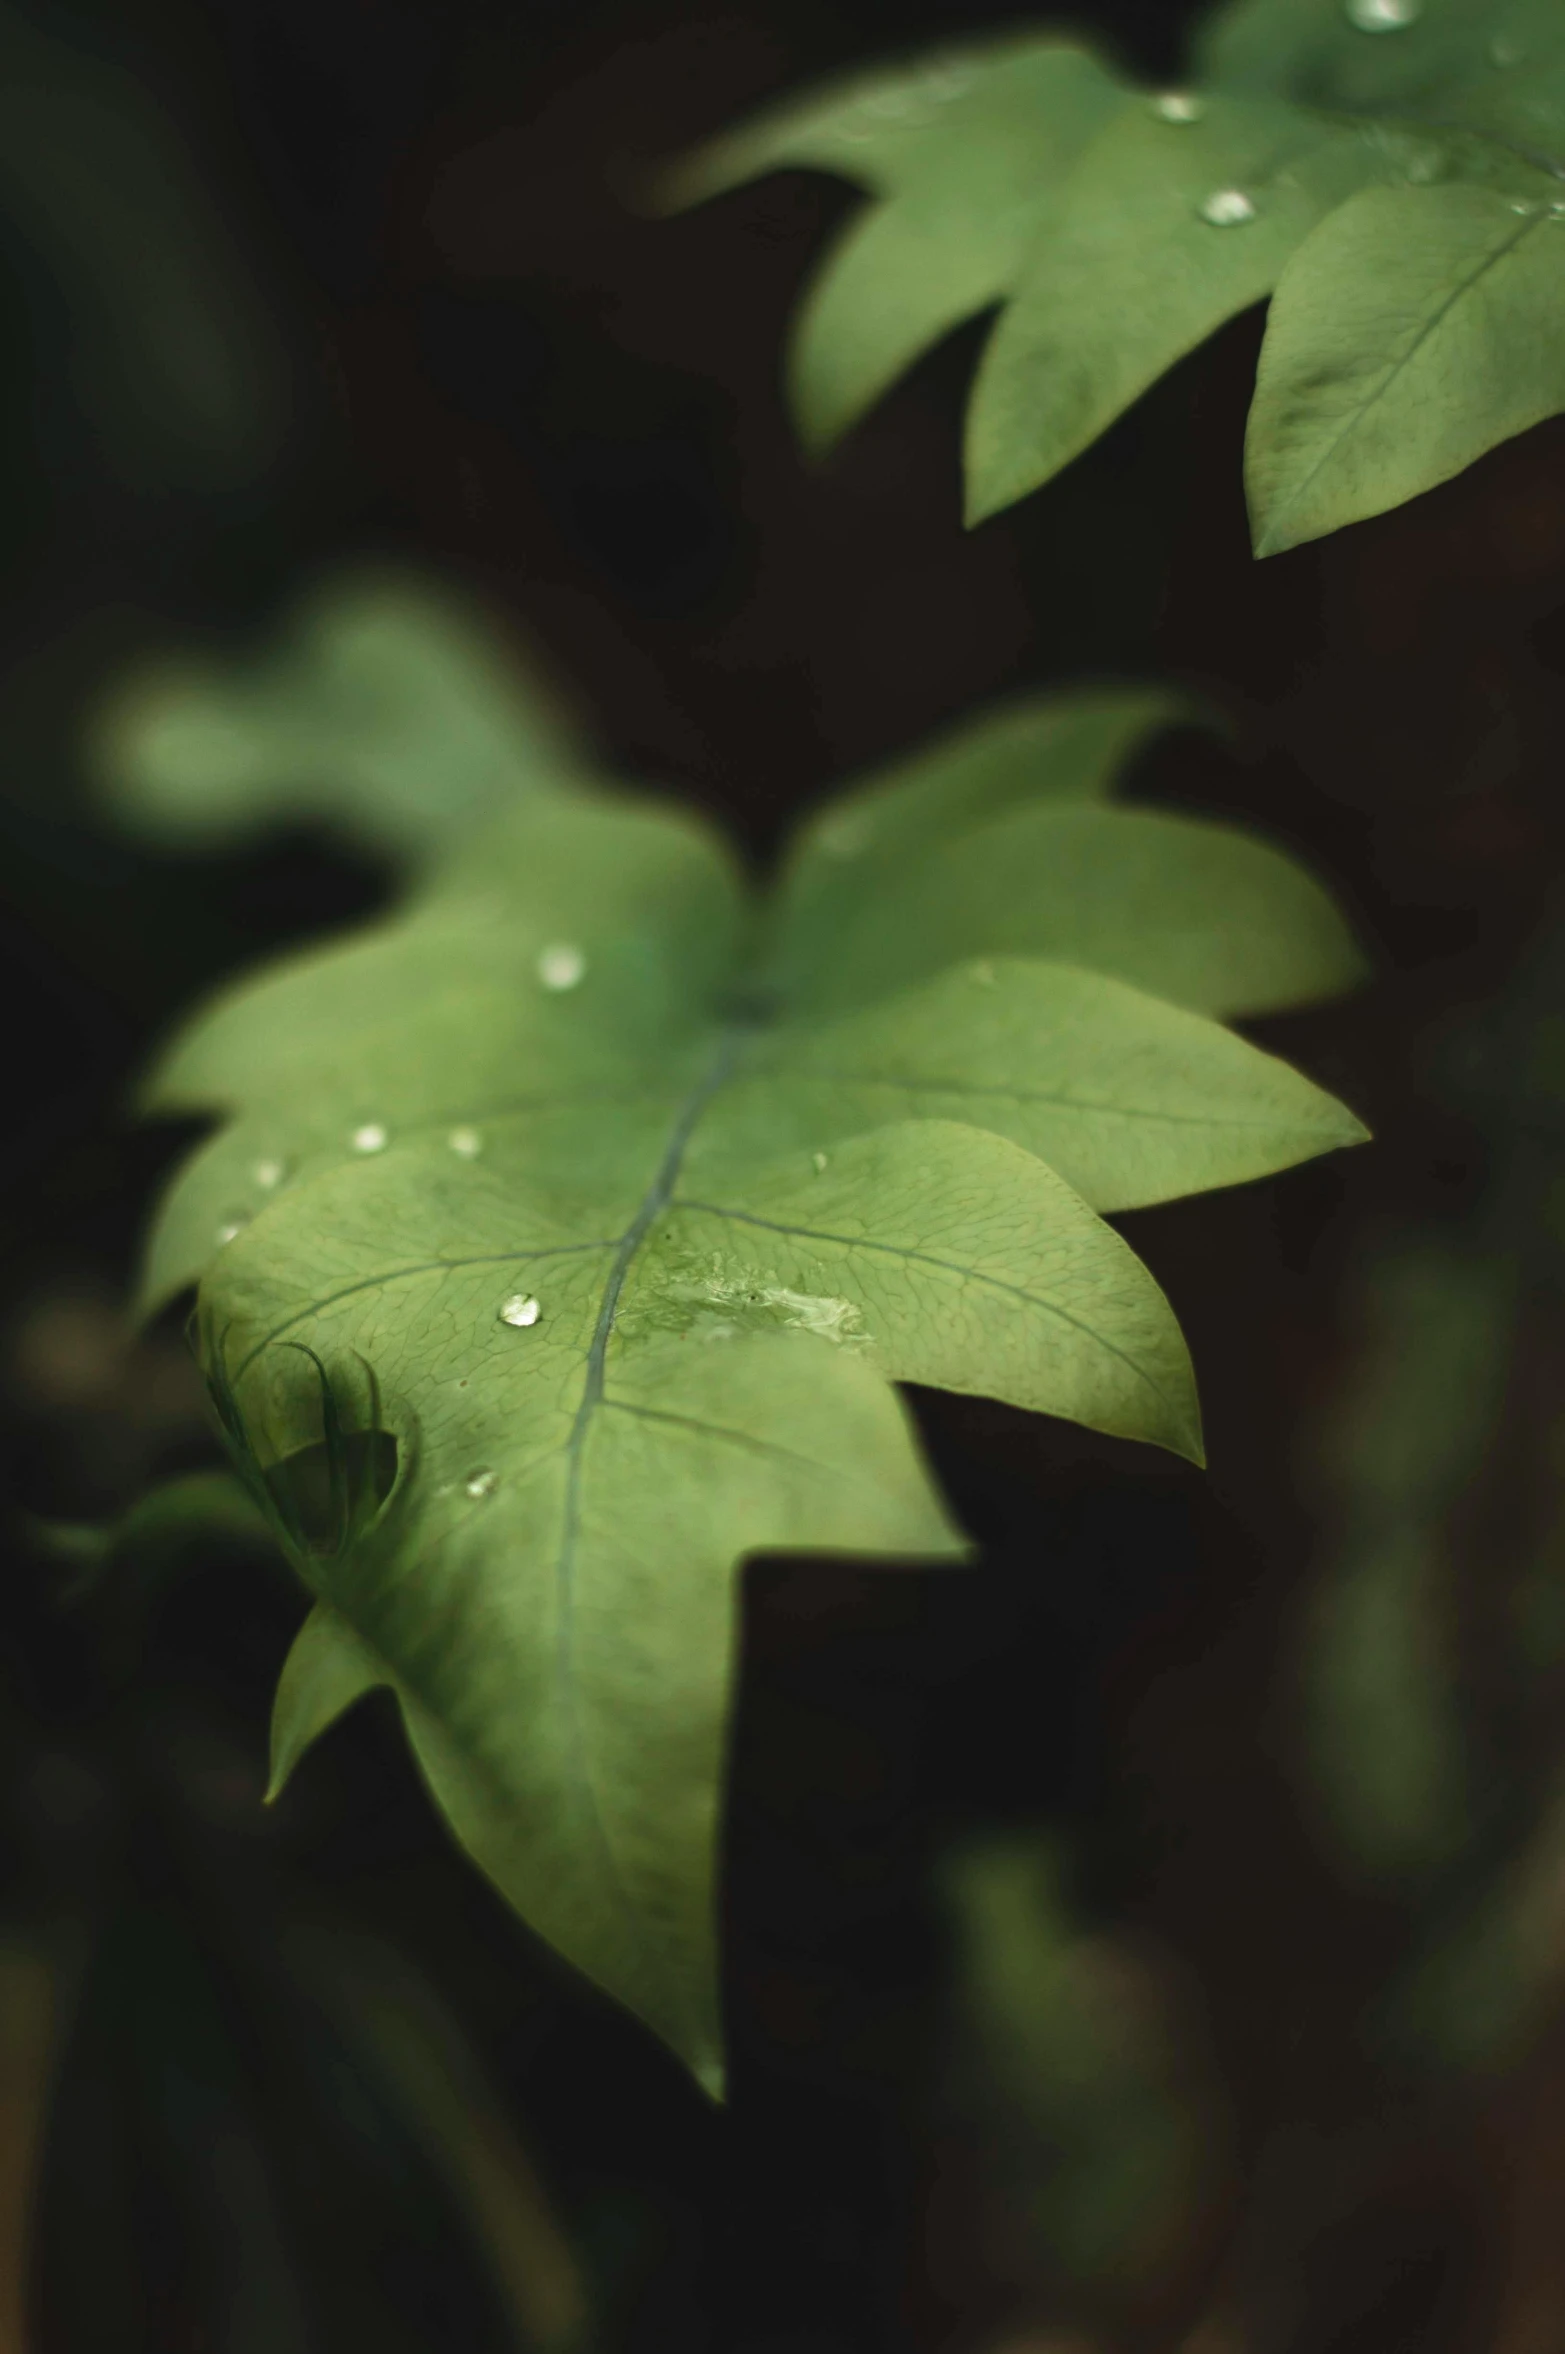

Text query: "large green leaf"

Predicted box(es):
[144, 692, 1366, 2088]
[679, 0, 1565, 551]
[95, 570, 589, 863]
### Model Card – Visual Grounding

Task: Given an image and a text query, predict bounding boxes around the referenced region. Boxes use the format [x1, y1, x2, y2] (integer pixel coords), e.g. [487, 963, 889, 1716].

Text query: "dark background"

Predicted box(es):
[5, 2, 1565, 2349]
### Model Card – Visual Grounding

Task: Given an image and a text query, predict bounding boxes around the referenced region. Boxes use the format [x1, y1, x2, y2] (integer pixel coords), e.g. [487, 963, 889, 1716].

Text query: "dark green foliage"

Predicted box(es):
[682, 0, 1565, 551]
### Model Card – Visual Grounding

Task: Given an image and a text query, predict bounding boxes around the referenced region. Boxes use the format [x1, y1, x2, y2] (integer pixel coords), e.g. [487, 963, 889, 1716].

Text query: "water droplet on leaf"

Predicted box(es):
[464, 1469, 498, 1499]
[812, 1152, 829, 1175]
[252, 1158, 287, 1190]
[351, 1123, 388, 1154]
[216, 1218, 247, 1247]
[1199, 188, 1257, 226]
[499, 1294, 542, 1328]
[1345, 0, 1420, 27]
[537, 943, 586, 992]
[1152, 91, 1203, 123]
[448, 1127, 483, 1159]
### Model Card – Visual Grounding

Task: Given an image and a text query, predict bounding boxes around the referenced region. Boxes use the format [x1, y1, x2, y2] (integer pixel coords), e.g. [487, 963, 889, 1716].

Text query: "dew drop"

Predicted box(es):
[1199, 187, 1257, 226]
[812, 1151, 829, 1175]
[464, 1468, 498, 1500]
[537, 943, 586, 992]
[216, 1217, 248, 1247]
[448, 1126, 483, 1159]
[252, 1157, 287, 1190]
[499, 1294, 542, 1328]
[1152, 91, 1203, 123]
[351, 1123, 388, 1154]
[1344, 0, 1421, 28]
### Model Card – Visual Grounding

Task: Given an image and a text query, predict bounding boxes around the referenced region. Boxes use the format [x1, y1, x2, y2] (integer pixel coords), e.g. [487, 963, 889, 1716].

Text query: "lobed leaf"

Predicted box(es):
[680, 0, 1565, 552]
[145, 691, 1366, 2086]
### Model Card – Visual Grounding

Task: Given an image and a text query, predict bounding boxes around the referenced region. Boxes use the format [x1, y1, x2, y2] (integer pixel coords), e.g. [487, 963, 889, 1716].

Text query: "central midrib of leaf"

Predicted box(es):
[1268, 195, 1553, 530]
[545, 1010, 761, 1969]
[553, 1013, 757, 1646]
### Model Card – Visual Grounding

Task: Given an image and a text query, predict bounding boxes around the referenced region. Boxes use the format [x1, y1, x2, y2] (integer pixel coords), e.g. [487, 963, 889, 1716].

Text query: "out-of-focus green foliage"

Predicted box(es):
[95, 573, 593, 865]
[15, 1478, 589, 2352]
[1302, 1247, 1511, 1881]
[1302, 926, 1565, 2080]
[0, 1, 292, 496]
[139, 684, 1364, 2088]
[947, 1835, 1211, 2283]
[680, 0, 1565, 553]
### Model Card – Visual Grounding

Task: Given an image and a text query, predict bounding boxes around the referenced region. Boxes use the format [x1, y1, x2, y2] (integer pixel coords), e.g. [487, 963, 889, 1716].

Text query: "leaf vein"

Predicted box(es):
[761, 1066, 1325, 1131]
[234, 1242, 619, 1380]
[1270, 197, 1548, 529]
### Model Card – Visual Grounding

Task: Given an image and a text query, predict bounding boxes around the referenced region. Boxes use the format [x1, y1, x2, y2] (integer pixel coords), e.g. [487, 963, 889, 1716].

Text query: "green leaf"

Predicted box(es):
[771, 803, 1367, 1021]
[95, 570, 590, 863]
[714, 961, 1365, 1212]
[682, 0, 1565, 550]
[771, 43, 1127, 453]
[967, 95, 1372, 521]
[1248, 182, 1565, 554]
[147, 692, 1365, 2086]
